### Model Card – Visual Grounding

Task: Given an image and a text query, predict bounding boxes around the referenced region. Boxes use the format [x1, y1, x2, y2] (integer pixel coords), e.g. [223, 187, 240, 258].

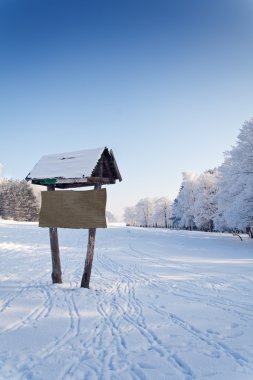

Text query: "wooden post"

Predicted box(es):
[81, 183, 101, 288]
[47, 185, 62, 284]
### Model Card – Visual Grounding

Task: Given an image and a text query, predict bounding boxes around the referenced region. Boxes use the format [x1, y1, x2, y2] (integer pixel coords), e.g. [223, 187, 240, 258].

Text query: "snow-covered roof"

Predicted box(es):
[26, 147, 105, 180]
[26, 147, 122, 187]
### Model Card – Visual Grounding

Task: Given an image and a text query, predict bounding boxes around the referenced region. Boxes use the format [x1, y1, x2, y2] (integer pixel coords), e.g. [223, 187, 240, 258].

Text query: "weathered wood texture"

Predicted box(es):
[81, 183, 101, 288]
[81, 227, 97, 288]
[39, 189, 107, 228]
[47, 185, 62, 284]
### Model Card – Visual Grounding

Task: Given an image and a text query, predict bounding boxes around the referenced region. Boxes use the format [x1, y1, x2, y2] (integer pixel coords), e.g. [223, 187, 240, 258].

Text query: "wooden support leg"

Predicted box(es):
[81, 227, 96, 288]
[81, 183, 101, 289]
[49, 227, 62, 283]
[47, 184, 62, 284]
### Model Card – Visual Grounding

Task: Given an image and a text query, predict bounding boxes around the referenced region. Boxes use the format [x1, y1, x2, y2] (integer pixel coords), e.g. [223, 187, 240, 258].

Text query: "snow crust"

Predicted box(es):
[0, 222, 253, 379]
[26, 147, 105, 179]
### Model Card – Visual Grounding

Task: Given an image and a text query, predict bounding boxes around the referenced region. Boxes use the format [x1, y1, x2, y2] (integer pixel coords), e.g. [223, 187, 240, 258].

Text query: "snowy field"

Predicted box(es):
[0, 221, 253, 380]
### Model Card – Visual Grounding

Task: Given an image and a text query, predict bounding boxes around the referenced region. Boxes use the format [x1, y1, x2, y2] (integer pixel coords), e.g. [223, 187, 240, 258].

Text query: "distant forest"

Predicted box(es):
[124, 118, 253, 237]
[0, 179, 39, 222]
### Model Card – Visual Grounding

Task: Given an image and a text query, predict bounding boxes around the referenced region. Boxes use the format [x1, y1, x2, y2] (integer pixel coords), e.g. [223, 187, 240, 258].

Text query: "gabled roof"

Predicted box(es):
[26, 147, 122, 188]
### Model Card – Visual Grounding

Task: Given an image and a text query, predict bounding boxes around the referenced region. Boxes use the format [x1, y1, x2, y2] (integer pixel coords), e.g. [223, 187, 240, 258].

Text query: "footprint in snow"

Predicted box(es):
[206, 329, 220, 335]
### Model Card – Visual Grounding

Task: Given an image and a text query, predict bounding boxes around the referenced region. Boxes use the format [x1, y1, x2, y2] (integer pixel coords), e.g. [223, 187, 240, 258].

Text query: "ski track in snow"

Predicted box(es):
[95, 253, 195, 380]
[0, 224, 253, 380]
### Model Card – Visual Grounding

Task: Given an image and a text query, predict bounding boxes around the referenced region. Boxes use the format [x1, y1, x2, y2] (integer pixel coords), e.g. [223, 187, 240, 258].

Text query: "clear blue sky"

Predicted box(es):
[0, 0, 253, 217]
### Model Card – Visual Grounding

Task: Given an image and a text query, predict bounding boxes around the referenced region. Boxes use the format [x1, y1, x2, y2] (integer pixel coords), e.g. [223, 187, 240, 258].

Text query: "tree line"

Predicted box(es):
[124, 197, 173, 228]
[124, 118, 253, 237]
[0, 179, 39, 221]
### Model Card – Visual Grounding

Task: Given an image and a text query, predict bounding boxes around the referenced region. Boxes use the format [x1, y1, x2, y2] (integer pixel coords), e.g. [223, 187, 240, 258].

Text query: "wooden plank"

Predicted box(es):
[33, 178, 57, 185]
[55, 180, 115, 189]
[32, 177, 115, 187]
[56, 178, 88, 184]
[47, 185, 62, 284]
[83, 177, 114, 184]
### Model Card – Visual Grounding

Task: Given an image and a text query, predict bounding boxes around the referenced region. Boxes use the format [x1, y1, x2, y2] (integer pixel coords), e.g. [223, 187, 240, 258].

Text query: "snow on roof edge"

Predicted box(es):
[26, 146, 106, 180]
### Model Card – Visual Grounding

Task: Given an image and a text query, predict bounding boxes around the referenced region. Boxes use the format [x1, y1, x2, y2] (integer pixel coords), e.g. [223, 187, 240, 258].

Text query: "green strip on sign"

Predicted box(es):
[32, 178, 57, 185]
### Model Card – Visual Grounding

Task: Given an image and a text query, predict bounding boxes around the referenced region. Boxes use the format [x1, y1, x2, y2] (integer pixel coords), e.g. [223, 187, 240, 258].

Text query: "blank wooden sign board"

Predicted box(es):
[39, 189, 107, 229]
[26, 147, 122, 288]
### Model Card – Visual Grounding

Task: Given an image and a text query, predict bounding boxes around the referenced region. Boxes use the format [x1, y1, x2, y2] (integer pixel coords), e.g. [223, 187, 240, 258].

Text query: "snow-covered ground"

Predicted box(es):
[0, 221, 253, 380]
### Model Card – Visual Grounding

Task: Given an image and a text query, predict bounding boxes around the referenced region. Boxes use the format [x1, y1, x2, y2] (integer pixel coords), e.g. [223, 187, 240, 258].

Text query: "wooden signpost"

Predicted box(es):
[81, 183, 101, 288]
[47, 184, 62, 284]
[26, 147, 122, 288]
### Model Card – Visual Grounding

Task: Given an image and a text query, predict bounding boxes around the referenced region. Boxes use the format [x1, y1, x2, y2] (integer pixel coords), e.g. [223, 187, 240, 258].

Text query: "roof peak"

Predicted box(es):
[26, 146, 122, 188]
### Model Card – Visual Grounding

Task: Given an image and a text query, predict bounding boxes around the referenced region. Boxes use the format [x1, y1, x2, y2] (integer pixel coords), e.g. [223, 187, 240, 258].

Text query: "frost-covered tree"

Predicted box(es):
[0, 182, 4, 217]
[135, 198, 154, 227]
[153, 197, 172, 228]
[124, 196, 173, 227]
[124, 199, 152, 227]
[0, 179, 15, 219]
[16, 180, 39, 221]
[172, 172, 198, 229]
[106, 210, 117, 223]
[173, 170, 218, 231]
[0, 179, 39, 221]
[214, 118, 253, 232]
[124, 206, 137, 226]
[213, 166, 230, 232]
[193, 169, 219, 231]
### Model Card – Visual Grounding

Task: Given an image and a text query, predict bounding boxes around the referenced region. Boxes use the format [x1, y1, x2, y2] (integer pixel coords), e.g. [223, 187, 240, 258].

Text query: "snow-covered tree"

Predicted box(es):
[214, 118, 253, 232]
[123, 117, 253, 234]
[173, 170, 218, 231]
[213, 166, 230, 232]
[172, 171, 198, 229]
[0, 179, 15, 219]
[124, 206, 137, 226]
[106, 210, 117, 223]
[0, 179, 39, 221]
[124, 196, 173, 227]
[135, 198, 154, 227]
[192, 169, 219, 231]
[152, 197, 172, 228]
